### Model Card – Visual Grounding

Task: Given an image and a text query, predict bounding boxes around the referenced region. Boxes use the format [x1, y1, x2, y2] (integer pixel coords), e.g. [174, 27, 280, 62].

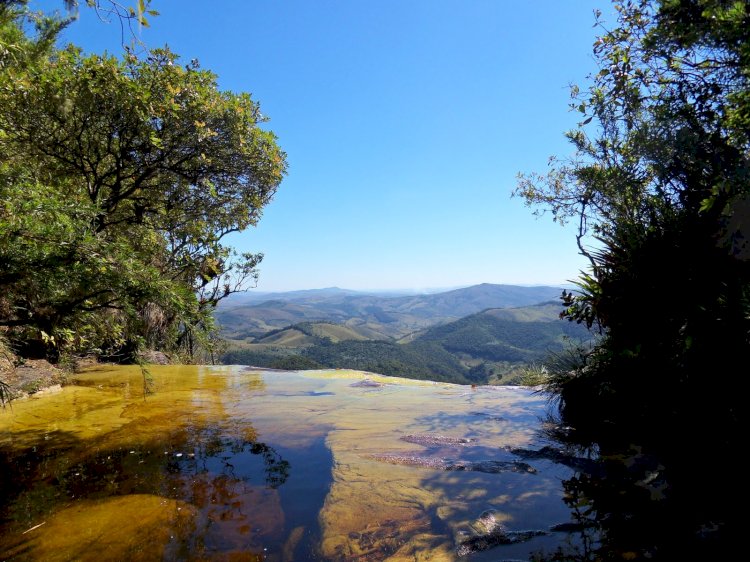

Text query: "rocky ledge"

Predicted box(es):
[456, 509, 547, 556]
[400, 433, 477, 446]
[369, 454, 537, 474]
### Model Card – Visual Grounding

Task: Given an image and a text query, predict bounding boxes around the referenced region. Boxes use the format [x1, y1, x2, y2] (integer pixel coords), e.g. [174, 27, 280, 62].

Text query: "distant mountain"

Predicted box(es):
[220, 287, 365, 306]
[216, 283, 566, 340]
[221, 300, 591, 385]
[388, 283, 567, 318]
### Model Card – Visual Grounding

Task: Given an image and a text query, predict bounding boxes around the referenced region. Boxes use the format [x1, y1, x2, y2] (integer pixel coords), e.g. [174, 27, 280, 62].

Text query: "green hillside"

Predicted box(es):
[221, 301, 592, 385]
[415, 302, 589, 363]
[254, 328, 317, 346]
[216, 283, 566, 339]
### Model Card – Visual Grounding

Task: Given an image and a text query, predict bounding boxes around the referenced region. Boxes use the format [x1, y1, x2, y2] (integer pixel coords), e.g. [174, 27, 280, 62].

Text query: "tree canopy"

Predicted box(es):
[518, 0, 748, 440]
[0, 1, 286, 361]
[518, 0, 748, 557]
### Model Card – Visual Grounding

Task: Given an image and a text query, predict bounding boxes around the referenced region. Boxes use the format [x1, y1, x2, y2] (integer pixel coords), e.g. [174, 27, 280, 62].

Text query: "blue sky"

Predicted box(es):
[36, 0, 609, 292]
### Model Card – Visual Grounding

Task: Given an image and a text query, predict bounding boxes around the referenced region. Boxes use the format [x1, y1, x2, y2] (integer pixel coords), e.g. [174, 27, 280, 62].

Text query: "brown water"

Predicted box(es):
[0, 366, 580, 561]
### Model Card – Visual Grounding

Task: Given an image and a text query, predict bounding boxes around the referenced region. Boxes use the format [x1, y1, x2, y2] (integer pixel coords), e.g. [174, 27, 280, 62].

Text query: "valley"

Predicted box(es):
[218, 284, 592, 384]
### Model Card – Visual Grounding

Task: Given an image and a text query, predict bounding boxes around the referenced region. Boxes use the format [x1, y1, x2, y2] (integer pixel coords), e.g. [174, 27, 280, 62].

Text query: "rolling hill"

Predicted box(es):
[216, 283, 567, 340]
[221, 300, 593, 385]
[413, 302, 590, 364]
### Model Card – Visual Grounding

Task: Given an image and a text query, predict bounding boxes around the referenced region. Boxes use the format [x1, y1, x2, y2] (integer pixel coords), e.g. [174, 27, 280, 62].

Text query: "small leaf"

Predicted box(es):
[699, 197, 714, 212]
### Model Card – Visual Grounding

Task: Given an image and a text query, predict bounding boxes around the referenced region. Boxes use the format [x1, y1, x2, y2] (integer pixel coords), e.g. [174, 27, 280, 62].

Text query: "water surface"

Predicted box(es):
[0, 366, 580, 561]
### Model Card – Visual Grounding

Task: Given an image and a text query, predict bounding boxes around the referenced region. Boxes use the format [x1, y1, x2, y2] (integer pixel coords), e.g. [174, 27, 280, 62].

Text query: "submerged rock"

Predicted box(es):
[369, 454, 537, 474]
[506, 445, 600, 475]
[400, 433, 477, 446]
[550, 520, 599, 533]
[469, 411, 508, 422]
[457, 459, 536, 474]
[349, 378, 384, 388]
[456, 509, 547, 556]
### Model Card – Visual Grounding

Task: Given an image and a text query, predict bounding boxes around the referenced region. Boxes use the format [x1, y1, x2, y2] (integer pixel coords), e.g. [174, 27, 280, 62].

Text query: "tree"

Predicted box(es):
[517, 1, 748, 557]
[0, 1, 286, 360]
[518, 0, 748, 441]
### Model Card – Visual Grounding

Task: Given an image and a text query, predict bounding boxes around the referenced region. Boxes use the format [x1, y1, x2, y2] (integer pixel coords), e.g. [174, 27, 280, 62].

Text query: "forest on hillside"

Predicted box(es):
[221, 301, 592, 385]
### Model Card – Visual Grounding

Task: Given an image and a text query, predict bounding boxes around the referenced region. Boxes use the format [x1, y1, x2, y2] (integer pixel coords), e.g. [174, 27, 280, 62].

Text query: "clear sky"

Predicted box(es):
[34, 0, 610, 292]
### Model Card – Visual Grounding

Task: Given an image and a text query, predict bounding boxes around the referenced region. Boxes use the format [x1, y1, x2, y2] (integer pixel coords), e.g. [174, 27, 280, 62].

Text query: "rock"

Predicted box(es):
[350, 378, 384, 388]
[370, 454, 449, 470]
[400, 433, 477, 446]
[455, 509, 547, 556]
[450, 459, 537, 474]
[473, 509, 502, 535]
[369, 454, 537, 474]
[1, 358, 67, 401]
[469, 411, 508, 422]
[506, 445, 600, 475]
[139, 350, 171, 365]
[550, 520, 599, 533]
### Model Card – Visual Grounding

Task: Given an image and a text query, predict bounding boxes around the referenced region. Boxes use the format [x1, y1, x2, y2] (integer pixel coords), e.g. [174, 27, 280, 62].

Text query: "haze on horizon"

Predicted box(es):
[39, 0, 611, 292]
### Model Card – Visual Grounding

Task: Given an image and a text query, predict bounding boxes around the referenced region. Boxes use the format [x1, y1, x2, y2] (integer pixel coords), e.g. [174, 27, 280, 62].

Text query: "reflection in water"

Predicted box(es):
[0, 414, 297, 560]
[1, 367, 596, 561]
[514, 412, 746, 561]
[528, 440, 740, 562]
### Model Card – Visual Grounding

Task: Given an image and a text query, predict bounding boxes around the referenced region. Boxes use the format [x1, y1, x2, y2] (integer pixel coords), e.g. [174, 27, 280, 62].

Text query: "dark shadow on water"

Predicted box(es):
[405, 390, 741, 560]
[380, 404, 583, 560]
[274, 439, 335, 561]
[523, 415, 742, 561]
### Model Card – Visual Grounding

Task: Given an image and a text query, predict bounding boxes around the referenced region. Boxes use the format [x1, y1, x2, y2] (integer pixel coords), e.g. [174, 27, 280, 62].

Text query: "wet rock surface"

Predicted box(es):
[506, 445, 600, 475]
[370, 454, 537, 474]
[469, 411, 508, 422]
[2, 367, 574, 561]
[549, 520, 599, 533]
[349, 378, 385, 388]
[400, 433, 477, 446]
[455, 509, 547, 556]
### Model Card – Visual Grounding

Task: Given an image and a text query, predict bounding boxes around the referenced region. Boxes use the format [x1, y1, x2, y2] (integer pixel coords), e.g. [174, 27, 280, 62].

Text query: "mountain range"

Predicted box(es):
[218, 284, 592, 384]
[216, 283, 567, 340]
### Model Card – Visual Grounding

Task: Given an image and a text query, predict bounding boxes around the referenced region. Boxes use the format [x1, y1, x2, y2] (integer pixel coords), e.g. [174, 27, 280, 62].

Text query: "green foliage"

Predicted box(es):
[269, 355, 323, 371]
[517, 364, 550, 386]
[0, 2, 286, 362]
[517, 0, 749, 456]
[302, 339, 471, 383]
[222, 348, 289, 368]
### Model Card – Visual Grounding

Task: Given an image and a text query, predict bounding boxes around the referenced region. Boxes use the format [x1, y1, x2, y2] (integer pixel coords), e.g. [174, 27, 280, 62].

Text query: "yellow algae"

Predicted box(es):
[0, 366, 574, 561]
[0, 494, 196, 561]
[297, 368, 459, 388]
[313, 379, 560, 560]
